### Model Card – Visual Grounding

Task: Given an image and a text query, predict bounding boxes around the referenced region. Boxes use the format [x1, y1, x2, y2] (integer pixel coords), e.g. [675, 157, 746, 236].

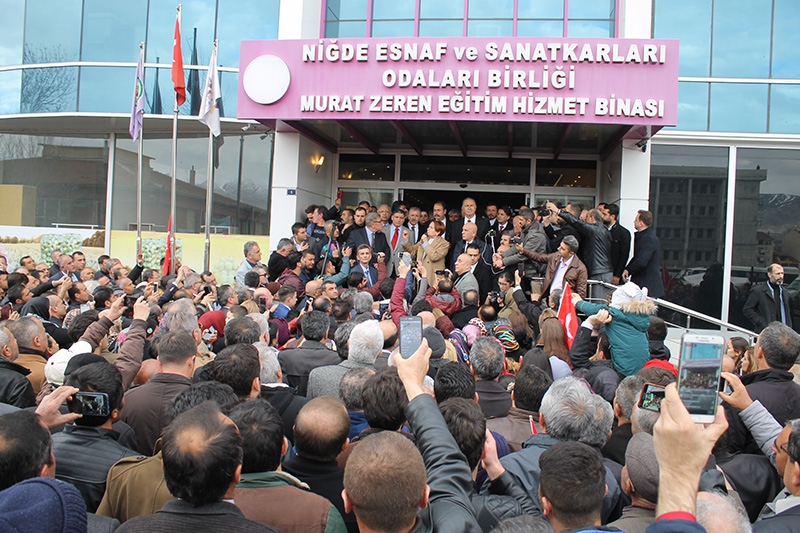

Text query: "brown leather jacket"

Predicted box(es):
[519, 249, 588, 298]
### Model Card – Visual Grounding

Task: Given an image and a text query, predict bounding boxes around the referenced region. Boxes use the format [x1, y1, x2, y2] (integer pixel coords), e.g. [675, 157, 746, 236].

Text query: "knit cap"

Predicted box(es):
[0, 477, 87, 533]
[611, 282, 648, 309]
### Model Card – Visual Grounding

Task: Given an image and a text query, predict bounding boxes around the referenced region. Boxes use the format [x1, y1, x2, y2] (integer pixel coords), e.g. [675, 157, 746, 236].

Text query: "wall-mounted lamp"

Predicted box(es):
[312, 155, 325, 173]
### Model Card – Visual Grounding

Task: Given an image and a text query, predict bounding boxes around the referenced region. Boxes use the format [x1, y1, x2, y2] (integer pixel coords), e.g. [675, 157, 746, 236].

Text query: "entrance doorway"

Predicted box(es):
[401, 189, 528, 215]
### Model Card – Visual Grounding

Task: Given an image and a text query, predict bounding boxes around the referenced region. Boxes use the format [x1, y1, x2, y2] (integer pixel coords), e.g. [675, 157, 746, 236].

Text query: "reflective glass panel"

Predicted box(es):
[732, 148, 800, 332]
[772, 0, 800, 78]
[24, 0, 81, 63]
[400, 156, 530, 185]
[325, 21, 368, 37]
[517, 0, 564, 19]
[418, 20, 464, 37]
[467, 20, 513, 36]
[0, 134, 107, 228]
[217, 0, 280, 67]
[535, 160, 596, 188]
[709, 83, 768, 133]
[468, 0, 514, 18]
[653, 0, 711, 76]
[568, 0, 614, 19]
[326, 0, 368, 20]
[372, 21, 415, 37]
[650, 145, 729, 328]
[79, 67, 132, 113]
[339, 154, 395, 182]
[567, 20, 613, 38]
[21, 67, 78, 113]
[146, 0, 215, 69]
[517, 20, 563, 37]
[0, 71, 22, 114]
[769, 85, 800, 134]
[81, 0, 147, 62]
[420, 0, 464, 18]
[0, 0, 24, 66]
[676, 82, 709, 131]
[711, 0, 771, 78]
[373, 0, 416, 19]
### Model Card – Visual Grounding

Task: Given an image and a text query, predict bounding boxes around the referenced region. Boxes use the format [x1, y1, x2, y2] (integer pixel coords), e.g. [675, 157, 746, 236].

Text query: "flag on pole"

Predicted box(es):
[199, 43, 221, 137]
[557, 284, 579, 349]
[151, 56, 164, 114]
[129, 46, 145, 140]
[171, 10, 186, 106]
[187, 27, 201, 115]
[163, 216, 173, 276]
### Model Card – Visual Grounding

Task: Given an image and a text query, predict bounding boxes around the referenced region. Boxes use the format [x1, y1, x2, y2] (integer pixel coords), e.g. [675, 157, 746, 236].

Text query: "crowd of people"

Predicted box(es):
[0, 196, 799, 533]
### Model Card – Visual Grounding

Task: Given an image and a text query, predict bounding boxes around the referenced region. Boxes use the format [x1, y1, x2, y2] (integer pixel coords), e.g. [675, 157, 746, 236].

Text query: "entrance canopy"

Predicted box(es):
[239, 36, 678, 158]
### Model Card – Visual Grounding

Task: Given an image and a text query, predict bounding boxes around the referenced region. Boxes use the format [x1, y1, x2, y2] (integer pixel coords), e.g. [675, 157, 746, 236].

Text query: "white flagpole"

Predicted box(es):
[201, 39, 220, 272]
[136, 42, 145, 258]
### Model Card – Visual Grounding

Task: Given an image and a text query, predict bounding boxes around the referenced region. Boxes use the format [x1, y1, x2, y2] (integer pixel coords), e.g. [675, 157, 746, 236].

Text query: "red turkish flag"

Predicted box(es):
[171, 13, 186, 106]
[557, 284, 579, 349]
[163, 217, 173, 276]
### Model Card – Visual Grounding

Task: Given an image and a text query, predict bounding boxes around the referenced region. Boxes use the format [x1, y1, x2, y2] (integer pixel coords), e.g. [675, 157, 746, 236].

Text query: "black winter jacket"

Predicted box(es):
[0, 358, 35, 408]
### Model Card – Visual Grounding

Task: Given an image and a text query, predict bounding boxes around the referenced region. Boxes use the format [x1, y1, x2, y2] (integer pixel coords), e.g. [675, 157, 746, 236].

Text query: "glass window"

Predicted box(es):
[401, 155, 530, 185]
[418, 20, 463, 37]
[769, 85, 800, 134]
[372, 21, 415, 37]
[78, 67, 132, 113]
[517, 20, 563, 37]
[21, 67, 78, 113]
[0, 134, 107, 228]
[567, 20, 613, 38]
[113, 132, 272, 236]
[468, 0, 514, 18]
[0, 0, 24, 66]
[24, 0, 81, 63]
[339, 154, 395, 182]
[676, 82, 709, 131]
[325, 21, 368, 37]
[650, 145, 729, 328]
[340, 188, 394, 212]
[467, 20, 513, 36]
[709, 83, 768, 133]
[568, 0, 614, 19]
[217, 0, 280, 67]
[81, 0, 147, 62]
[0, 72, 22, 114]
[146, 0, 214, 67]
[533, 194, 595, 209]
[420, 0, 464, 18]
[732, 148, 800, 332]
[326, 0, 368, 20]
[517, 0, 563, 19]
[653, 0, 711, 77]
[373, 0, 415, 19]
[536, 160, 596, 188]
[711, 0, 771, 78]
[772, 0, 800, 78]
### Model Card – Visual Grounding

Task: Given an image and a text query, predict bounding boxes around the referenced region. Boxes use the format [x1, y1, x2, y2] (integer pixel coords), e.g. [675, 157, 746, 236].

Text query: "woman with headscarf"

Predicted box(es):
[21, 296, 72, 350]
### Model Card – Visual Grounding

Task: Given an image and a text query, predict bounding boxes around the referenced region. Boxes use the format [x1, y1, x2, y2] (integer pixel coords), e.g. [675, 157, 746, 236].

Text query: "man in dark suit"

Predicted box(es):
[743, 263, 793, 332]
[446, 197, 490, 245]
[623, 210, 665, 299]
[599, 202, 631, 285]
[345, 212, 391, 263]
[466, 242, 495, 302]
[451, 222, 492, 272]
[406, 206, 426, 244]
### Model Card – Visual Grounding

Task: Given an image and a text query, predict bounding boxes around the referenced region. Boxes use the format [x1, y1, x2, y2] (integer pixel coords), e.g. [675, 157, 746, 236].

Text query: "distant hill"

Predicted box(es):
[759, 193, 800, 230]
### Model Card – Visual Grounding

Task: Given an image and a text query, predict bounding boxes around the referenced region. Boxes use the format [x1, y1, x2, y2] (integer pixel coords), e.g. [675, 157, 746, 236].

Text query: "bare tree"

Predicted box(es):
[21, 44, 76, 114]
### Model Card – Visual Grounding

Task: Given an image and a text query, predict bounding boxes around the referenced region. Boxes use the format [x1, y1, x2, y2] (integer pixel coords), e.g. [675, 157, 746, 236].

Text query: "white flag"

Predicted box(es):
[199, 44, 221, 136]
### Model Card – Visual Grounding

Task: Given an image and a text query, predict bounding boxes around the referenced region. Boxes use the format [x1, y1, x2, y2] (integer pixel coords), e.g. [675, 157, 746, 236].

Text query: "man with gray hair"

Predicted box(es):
[516, 234, 588, 299]
[267, 238, 294, 282]
[603, 375, 646, 464]
[470, 337, 512, 418]
[484, 376, 622, 521]
[254, 341, 309, 444]
[235, 240, 265, 287]
[345, 211, 391, 261]
[307, 320, 383, 399]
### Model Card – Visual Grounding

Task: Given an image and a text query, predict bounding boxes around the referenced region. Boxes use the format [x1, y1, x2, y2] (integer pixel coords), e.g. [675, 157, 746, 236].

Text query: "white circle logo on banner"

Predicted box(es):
[243, 55, 291, 105]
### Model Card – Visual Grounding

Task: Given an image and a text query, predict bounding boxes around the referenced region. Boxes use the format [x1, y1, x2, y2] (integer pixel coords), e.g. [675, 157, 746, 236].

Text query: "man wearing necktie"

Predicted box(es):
[407, 206, 425, 243]
[382, 208, 414, 277]
[744, 263, 794, 332]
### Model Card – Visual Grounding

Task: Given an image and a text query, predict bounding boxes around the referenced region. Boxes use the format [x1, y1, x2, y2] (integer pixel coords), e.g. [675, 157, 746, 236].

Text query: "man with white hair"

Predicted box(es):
[306, 320, 383, 399]
[254, 341, 308, 444]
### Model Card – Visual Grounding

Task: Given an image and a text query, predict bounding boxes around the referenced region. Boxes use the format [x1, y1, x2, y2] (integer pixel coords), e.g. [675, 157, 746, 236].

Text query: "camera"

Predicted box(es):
[485, 229, 495, 237]
[538, 206, 551, 217]
[509, 237, 522, 245]
[435, 269, 446, 276]
[488, 291, 501, 304]
[330, 220, 343, 227]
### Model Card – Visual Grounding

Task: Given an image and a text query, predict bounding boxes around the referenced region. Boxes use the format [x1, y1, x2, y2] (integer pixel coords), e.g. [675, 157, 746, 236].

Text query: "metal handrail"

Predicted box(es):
[586, 279, 758, 339]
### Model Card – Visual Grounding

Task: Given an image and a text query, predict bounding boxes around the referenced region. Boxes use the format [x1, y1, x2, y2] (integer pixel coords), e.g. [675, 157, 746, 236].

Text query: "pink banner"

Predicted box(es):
[238, 37, 679, 125]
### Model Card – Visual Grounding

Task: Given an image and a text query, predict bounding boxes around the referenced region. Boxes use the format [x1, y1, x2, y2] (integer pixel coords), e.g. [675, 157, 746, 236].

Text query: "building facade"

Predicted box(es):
[1, 0, 799, 331]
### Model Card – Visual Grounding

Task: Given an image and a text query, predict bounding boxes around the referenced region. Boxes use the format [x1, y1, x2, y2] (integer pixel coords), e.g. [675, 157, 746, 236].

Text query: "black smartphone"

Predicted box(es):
[399, 315, 423, 359]
[638, 383, 665, 413]
[68, 391, 110, 417]
[202, 285, 212, 296]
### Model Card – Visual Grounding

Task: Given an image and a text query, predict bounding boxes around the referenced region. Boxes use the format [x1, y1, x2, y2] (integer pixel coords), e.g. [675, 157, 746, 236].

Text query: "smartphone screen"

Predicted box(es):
[677, 333, 725, 422]
[399, 315, 423, 359]
[638, 383, 665, 412]
[68, 391, 110, 418]
[401, 252, 412, 267]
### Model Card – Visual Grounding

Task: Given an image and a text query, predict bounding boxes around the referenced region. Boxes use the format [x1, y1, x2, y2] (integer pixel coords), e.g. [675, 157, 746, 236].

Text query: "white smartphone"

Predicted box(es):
[399, 315, 423, 359]
[401, 252, 412, 267]
[677, 333, 725, 423]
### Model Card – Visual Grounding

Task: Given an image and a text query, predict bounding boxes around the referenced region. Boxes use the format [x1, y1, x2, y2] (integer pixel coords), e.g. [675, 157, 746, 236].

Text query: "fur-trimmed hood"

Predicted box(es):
[616, 298, 657, 315]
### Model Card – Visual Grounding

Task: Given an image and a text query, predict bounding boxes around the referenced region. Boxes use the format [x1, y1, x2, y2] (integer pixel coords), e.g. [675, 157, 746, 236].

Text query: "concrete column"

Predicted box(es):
[619, 0, 653, 38]
[618, 144, 652, 229]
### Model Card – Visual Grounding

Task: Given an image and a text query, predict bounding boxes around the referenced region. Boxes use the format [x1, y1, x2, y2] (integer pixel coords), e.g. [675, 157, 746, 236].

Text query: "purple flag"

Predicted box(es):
[130, 46, 145, 140]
